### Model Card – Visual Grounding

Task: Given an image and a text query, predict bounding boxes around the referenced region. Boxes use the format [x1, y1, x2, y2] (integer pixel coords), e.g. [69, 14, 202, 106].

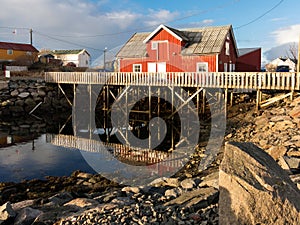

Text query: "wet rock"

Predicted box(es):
[220, 142, 300, 225]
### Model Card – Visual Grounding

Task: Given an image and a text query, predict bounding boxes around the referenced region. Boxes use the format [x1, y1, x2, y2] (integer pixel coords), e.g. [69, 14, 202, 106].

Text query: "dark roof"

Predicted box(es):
[52, 49, 90, 55]
[238, 48, 261, 56]
[0, 41, 38, 52]
[117, 24, 237, 58]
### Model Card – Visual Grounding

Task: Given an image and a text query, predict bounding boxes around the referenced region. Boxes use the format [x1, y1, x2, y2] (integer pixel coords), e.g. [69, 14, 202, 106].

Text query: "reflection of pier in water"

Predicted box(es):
[46, 134, 187, 168]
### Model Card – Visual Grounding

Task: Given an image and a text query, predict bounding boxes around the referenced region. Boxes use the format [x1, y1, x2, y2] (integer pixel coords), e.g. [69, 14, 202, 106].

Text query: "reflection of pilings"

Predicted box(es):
[46, 133, 184, 167]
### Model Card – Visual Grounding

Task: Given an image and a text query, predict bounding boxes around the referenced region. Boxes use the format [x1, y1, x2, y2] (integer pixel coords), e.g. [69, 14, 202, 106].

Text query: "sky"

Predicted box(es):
[0, 0, 299, 65]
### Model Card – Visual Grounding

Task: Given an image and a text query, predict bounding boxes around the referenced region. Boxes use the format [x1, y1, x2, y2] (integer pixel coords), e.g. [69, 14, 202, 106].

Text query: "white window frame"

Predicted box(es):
[151, 41, 158, 50]
[133, 64, 142, 73]
[7, 49, 13, 55]
[225, 42, 230, 56]
[196, 62, 208, 72]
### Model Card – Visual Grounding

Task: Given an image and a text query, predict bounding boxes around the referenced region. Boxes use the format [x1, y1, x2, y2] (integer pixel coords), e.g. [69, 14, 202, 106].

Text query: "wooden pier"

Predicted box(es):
[45, 71, 300, 110]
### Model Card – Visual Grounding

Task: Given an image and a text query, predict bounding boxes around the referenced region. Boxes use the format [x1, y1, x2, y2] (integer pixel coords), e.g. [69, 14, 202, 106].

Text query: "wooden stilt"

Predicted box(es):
[256, 89, 261, 111]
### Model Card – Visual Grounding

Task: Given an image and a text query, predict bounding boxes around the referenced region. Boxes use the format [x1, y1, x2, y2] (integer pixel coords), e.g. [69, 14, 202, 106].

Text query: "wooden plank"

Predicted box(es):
[260, 92, 292, 108]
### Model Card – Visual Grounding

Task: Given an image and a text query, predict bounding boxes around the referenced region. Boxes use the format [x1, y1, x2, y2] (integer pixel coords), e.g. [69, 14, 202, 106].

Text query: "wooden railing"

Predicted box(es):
[45, 72, 300, 90]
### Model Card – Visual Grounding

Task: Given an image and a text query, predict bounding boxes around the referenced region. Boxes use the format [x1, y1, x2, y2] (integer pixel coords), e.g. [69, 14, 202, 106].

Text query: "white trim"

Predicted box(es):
[143, 24, 183, 44]
[216, 55, 219, 72]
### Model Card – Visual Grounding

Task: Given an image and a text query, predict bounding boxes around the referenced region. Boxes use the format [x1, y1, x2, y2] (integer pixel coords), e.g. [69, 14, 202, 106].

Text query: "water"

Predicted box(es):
[0, 134, 96, 182]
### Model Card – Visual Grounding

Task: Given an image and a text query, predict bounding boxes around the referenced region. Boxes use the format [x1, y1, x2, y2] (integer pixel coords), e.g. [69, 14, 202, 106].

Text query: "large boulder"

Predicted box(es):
[219, 142, 300, 225]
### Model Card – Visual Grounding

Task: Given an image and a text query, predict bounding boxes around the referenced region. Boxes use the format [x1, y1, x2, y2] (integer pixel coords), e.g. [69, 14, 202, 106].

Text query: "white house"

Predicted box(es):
[268, 57, 296, 72]
[52, 49, 90, 67]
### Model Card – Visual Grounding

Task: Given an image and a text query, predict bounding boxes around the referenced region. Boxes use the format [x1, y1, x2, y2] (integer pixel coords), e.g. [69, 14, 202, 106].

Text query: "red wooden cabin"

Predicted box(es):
[116, 24, 260, 73]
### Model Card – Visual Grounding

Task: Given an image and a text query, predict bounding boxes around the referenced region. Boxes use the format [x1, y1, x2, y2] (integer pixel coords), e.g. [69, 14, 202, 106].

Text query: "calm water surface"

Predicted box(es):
[0, 134, 96, 182]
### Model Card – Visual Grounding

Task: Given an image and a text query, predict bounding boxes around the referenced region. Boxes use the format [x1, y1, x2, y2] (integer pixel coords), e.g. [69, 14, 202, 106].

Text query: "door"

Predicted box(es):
[147, 62, 156, 72]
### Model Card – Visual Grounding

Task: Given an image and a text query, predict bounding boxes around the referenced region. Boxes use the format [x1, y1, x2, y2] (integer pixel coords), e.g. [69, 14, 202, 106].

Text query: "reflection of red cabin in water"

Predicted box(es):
[117, 24, 261, 73]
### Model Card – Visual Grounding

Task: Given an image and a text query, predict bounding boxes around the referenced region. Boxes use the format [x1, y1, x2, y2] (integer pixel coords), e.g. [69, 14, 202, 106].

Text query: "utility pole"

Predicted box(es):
[30, 29, 33, 45]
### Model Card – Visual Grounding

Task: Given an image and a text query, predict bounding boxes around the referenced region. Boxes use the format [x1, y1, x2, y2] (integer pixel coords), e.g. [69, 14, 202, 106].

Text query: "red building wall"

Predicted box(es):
[236, 49, 261, 72]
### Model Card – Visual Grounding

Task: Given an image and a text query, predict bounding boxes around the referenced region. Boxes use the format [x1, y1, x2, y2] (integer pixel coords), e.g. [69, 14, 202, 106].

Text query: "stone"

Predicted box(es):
[24, 98, 36, 106]
[164, 187, 217, 207]
[12, 200, 36, 212]
[220, 142, 300, 225]
[283, 156, 300, 170]
[270, 115, 291, 122]
[48, 192, 73, 206]
[289, 105, 300, 119]
[164, 189, 178, 198]
[121, 186, 140, 194]
[180, 179, 196, 189]
[64, 198, 99, 208]
[266, 145, 287, 161]
[18, 92, 30, 98]
[37, 90, 46, 97]
[199, 172, 219, 189]
[11, 90, 19, 97]
[14, 207, 42, 225]
[148, 177, 179, 188]
[0, 202, 16, 221]
[76, 172, 93, 179]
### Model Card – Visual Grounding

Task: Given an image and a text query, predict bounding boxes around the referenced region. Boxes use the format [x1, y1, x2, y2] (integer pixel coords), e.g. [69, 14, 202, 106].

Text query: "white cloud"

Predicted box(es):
[144, 9, 180, 27]
[272, 24, 300, 45]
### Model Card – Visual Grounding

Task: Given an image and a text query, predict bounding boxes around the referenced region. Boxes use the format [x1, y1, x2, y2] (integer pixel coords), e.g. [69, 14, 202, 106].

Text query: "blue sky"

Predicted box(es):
[0, 0, 299, 64]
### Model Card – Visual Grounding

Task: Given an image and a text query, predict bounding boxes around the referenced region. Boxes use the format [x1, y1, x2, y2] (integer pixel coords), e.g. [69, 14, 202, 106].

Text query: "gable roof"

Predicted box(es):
[143, 24, 189, 43]
[0, 41, 38, 52]
[52, 49, 90, 56]
[117, 24, 238, 58]
[238, 48, 261, 56]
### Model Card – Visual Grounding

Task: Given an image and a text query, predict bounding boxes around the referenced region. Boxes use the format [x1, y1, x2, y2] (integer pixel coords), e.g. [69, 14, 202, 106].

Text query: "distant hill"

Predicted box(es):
[264, 42, 298, 63]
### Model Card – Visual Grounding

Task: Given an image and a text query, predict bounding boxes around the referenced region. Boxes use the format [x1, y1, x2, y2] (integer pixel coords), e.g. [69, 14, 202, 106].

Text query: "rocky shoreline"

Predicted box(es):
[0, 94, 300, 224]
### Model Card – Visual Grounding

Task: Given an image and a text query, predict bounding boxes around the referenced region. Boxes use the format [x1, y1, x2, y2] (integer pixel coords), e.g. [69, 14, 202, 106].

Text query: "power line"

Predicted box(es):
[234, 0, 285, 30]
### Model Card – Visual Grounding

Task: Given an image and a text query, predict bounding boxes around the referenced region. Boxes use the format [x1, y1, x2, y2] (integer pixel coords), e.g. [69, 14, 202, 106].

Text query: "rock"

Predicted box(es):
[76, 172, 92, 179]
[164, 189, 178, 198]
[148, 177, 179, 188]
[270, 115, 291, 122]
[199, 172, 219, 189]
[18, 92, 30, 98]
[164, 187, 217, 207]
[12, 200, 36, 212]
[220, 142, 300, 225]
[289, 105, 300, 119]
[283, 156, 300, 170]
[180, 179, 196, 189]
[121, 186, 140, 194]
[0, 202, 16, 221]
[24, 97, 36, 106]
[11, 90, 19, 97]
[266, 145, 287, 161]
[64, 198, 99, 208]
[14, 207, 42, 225]
[48, 192, 73, 206]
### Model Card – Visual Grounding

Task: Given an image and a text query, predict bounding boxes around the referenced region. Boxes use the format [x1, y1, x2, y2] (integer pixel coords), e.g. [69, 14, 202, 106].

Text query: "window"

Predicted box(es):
[196, 62, 208, 72]
[151, 41, 158, 50]
[7, 49, 13, 55]
[229, 63, 235, 72]
[26, 51, 32, 56]
[224, 63, 228, 72]
[133, 64, 142, 72]
[225, 42, 230, 56]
